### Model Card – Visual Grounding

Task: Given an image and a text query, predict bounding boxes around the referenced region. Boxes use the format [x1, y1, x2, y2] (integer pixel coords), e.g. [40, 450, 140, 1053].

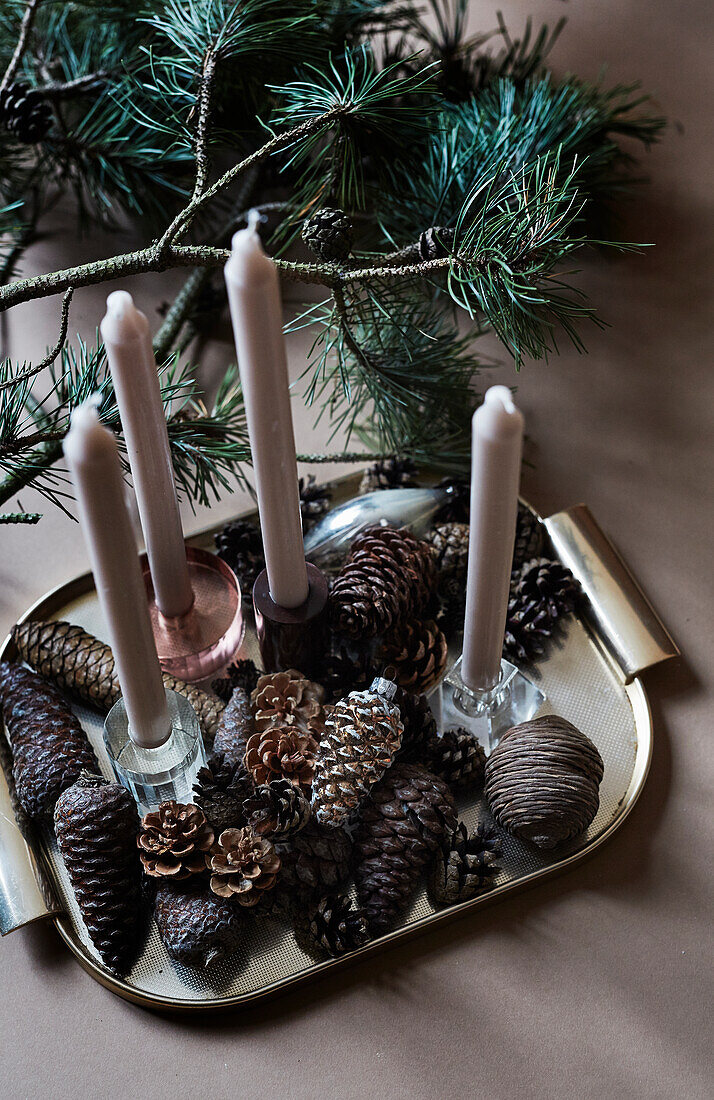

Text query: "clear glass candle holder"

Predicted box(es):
[439, 656, 546, 755]
[103, 689, 206, 815]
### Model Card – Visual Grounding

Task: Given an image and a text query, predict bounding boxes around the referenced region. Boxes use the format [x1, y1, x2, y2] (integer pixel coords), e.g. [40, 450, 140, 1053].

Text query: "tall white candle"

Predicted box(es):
[63, 400, 171, 748]
[462, 386, 524, 692]
[224, 212, 309, 609]
[101, 291, 193, 620]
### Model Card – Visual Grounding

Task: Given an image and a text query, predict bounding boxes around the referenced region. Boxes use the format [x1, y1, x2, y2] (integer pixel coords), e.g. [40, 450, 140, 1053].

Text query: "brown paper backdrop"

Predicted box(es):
[1, 1, 712, 1097]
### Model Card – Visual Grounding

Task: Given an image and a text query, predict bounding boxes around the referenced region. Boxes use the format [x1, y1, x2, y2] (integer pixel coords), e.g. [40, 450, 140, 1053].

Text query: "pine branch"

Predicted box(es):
[0, 287, 73, 391]
[0, 0, 41, 94]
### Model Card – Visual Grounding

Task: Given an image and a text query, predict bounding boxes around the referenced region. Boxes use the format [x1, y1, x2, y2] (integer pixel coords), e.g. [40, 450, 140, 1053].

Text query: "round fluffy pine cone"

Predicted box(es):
[484, 716, 604, 849]
[211, 658, 260, 705]
[154, 882, 244, 969]
[380, 618, 448, 694]
[138, 801, 214, 879]
[251, 669, 325, 733]
[428, 821, 501, 906]
[275, 819, 352, 897]
[354, 763, 457, 933]
[214, 518, 265, 597]
[193, 754, 249, 832]
[359, 456, 419, 495]
[330, 524, 437, 639]
[211, 686, 254, 767]
[422, 727, 486, 792]
[244, 725, 318, 791]
[243, 778, 311, 838]
[54, 772, 142, 974]
[301, 207, 354, 262]
[311, 688, 403, 828]
[206, 826, 281, 907]
[295, 893, 369, 959]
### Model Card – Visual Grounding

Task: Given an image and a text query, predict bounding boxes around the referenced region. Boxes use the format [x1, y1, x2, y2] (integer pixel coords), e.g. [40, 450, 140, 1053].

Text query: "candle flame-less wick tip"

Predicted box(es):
[484, 385, 517, 413]
[105, 289, 135, 318]
[246, 208, 262, 233]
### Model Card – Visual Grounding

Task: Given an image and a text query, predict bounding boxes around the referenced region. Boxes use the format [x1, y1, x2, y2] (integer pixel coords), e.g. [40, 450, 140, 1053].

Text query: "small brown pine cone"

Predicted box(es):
[211, 686, 254, 767]
[154, 882, 244, 969]
[193, 754, 248, 832]
[251, 669, 325, 733]
[512, 557, 581, 619]
[244, 726, 318, 791]
[243, 778, 311, 838]
[358, 456, 419, 495]
[295, 893, 369, 959]
[380, 618, 448, 694]
[211, 659, 260, 705]
[138, 801, 214, 879]
[422, 727, 486, 792]
[275, 819, 352, 897]
[502, 592, 554, 665]
[428, 821, 501, 906]
[214, 518, 265, 597]
[206, 826, 281, 907]
[425, 522, 469, 579]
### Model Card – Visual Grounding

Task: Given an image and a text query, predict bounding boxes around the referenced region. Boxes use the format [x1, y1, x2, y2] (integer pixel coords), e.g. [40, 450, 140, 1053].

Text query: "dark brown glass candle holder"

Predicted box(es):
[252, 563, 329, 679]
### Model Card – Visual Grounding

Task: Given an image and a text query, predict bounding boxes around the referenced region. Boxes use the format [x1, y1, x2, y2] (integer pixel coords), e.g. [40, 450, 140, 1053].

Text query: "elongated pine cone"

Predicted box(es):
[428, 821, 501, 905]
[251, 669, 325, 733]
[154, 882, 243, 969]
[138, 801, 214, 879]
[0, 661, 98, 818]
[54, 772, 142, 974]
[11, 620, 224, 739]
[211, 686, 254, 767]
[381, 618, 448, 693]
[359, 456, 419, 495]
[211, 658, 260, 704]
[193, 754, 248, 832]
[422, 727, 486, 792]
[244, 725, 317, 790]
[484, 716, 604, 849]
[355, 763, 457, 933]
[275, 819, 352, 896]
[296, 894, 369, 959]
[330, 525, 437, 638]
[206, 826, 281, 907]
[243, 778, 311, 838]
[311, 688, 403, 827]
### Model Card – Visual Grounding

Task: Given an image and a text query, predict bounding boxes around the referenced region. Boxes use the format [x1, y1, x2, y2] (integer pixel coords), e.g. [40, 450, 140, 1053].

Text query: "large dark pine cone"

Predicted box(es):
[211, 686, 254, 767]
[214, 518, 265, 597]
[428, 821, 501, 906]
[484, 716, 604, 849]
[154, 882, 244, 969]
[275, 819, 352, 897]
[0, 83, 52, 143]
[359, 456, 419, 495]
[211, 659, 260, 705]
[243, 778, 311, 838]
[138, 801, 214, 879]
[512, 504, 545, 570]
[355, 763, 457, 933]
[370, 676, 437, 760]
[422, 727, 486, 793]
[0, 661, 98, 818]
[54, 772, 142, 974]
[512, 557, 580, 619]
[331, 524, 437, 639]
[193, 754, 248, 832]
[380, 618, 448, 694]
[299, 474, 332, 532]
[311, 688, 403, 827]
[302, 207, 354, 262]
[295, 894, 369, 959]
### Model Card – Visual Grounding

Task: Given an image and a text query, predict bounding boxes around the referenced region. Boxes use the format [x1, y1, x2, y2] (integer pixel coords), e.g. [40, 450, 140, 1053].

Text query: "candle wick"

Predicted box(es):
[484, 385, 517, 413]
[246, 208, 262, 234]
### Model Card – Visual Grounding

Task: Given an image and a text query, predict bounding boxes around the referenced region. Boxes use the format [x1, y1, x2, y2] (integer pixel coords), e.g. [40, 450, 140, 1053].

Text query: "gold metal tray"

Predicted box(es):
[0, 480, 679, 1012]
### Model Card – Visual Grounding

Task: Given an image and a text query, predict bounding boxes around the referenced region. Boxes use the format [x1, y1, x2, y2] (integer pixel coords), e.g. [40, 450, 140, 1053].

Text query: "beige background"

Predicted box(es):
[1, 1, 712, 1097]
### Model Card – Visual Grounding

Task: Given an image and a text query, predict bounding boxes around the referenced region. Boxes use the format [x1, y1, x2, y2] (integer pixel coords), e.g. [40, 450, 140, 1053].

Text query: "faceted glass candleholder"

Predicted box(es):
[142, 546, 244, 683]
[439, 656, 546, 755]
[103, 689, 206, 815]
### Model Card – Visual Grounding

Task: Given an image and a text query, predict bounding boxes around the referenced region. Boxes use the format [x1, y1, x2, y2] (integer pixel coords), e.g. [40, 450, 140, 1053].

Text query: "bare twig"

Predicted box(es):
[0, 0, 41, 95]
[296, 452, 394, 463]
[0, 287, 73, 391]
[0, 510, 42, 524]
[39, 72, 108, 97]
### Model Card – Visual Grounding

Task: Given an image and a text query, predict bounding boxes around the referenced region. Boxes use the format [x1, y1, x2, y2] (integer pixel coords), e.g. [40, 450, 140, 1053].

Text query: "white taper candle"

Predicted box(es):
[63, 399, 171, 748]
[462, 386, 524, 691]
[101, 290, 193, 619]
[224, 212, 309, 609]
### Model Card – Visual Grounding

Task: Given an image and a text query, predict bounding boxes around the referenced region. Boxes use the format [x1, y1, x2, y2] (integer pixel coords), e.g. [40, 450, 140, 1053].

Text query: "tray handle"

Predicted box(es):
[544, 504, 679, 682]
[0, 730, 62, 935]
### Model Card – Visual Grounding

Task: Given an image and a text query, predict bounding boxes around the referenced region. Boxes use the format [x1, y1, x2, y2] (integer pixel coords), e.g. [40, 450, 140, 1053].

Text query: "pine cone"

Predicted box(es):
[513, 557, 580, 619]
[502, 593, 554, 664]
[434, 476, 470, 524]
[206, 826, 281, 907]
[243, 778, 311, 838]
[211, 686, 254, 766]
[369, 676, 437, 759]
[193, 754, 248, 832]
[331, 524, 437, 638]
[0, 662, 98, 818]
[299, 474, 332, 531]
[251, 669, 325, 733]
[321, 645, 378, 702]
[275, 819, 352, 896]
[214, 518, 265, 597]
[380, 618, 448, 694]
[54, 772, 142, 974]
[0, 83, 52, 143]
[295, 894, 369, 959]
[302, 207, 354, 262]
[428, 821, 501, 906]
[244, 725, 318, 790]
[512, 504, 545, 570]
[211, 659, 260, 705]
[426, 522, 469, 579]
[437, 571, 467, 639]
[138, 801, 214, 879]
[11, 620, 225, 739]
[359, 457, 419, 495]
[422, 728, 486, 792]
[417, 226, 456, 260]
[311, 689, 403, 827]
[154, 882, 243, 969]
[355, 763, 457, 933]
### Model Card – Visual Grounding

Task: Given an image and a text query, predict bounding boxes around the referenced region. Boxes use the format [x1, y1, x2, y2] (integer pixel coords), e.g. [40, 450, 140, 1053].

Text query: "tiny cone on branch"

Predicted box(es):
[206, 826, 281, 907]
[138, 801, 214, 880]
[244, 725, 318, 791]
[380, 618, 448, 694]
[428, 821, 501, 906]
[302, 207, 354, 262]
[154, 882, 244, 969]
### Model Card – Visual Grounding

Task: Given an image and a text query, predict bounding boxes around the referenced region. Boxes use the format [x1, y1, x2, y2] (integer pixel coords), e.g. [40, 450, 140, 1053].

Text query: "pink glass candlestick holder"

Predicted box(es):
[142, 546, 244, 683]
